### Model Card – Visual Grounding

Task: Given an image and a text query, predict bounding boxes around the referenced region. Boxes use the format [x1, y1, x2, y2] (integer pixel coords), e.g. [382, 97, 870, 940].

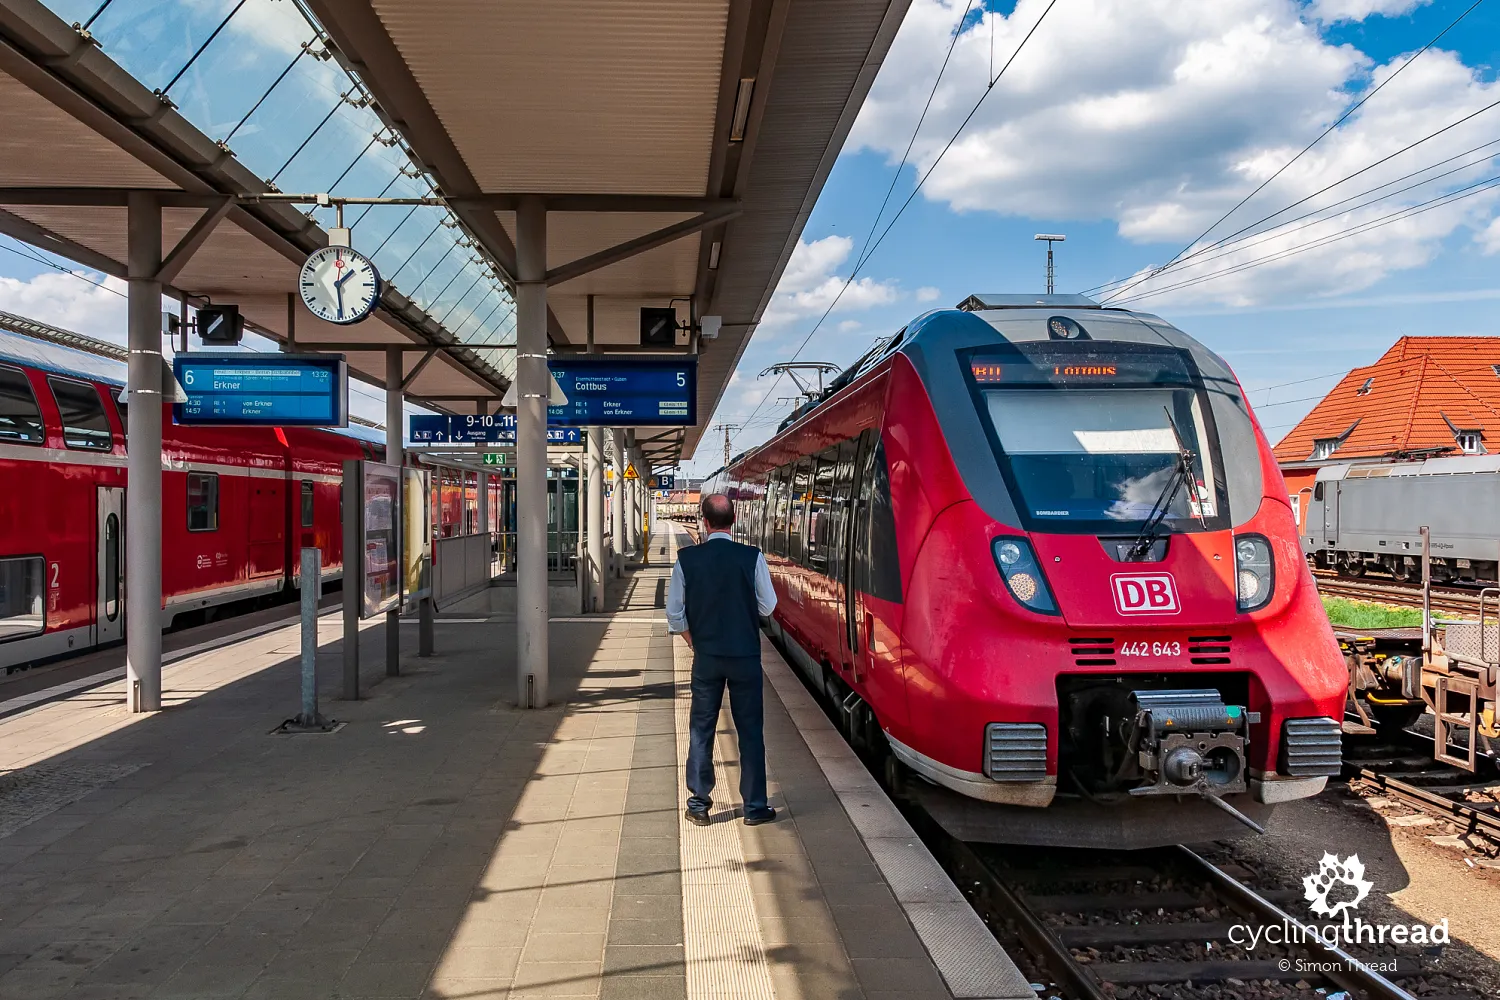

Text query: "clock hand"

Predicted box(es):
[335, 271, 344, 317]
[336, 267, 357, 289]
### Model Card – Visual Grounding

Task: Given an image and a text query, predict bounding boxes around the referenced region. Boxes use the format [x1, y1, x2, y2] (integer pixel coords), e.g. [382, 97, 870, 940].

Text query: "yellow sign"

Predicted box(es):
[624, 464, 639, 480]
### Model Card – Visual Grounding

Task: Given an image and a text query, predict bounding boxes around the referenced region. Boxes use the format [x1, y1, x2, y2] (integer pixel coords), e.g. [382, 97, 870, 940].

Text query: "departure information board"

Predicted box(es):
[173, 353, 348, 427]
[408, 414, 581, 445]
[549, 357, 696, 427]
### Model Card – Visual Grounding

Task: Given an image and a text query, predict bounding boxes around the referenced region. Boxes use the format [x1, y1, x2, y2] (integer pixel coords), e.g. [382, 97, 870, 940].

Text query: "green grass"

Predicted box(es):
[1321, 595, 1423, 629]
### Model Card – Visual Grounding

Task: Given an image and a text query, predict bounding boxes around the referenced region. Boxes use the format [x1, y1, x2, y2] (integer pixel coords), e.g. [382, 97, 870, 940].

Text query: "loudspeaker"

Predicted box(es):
[640, 307, 677, 347]
[197, 304, 244, 345]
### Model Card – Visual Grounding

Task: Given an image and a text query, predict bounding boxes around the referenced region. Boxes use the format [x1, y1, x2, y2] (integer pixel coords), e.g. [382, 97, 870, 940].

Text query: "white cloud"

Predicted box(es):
[1478, 216, 1500, 255]
[761, 236, 901, 328]
[915, 286, 942, 302]
[1308, 0, 1431, 24]
[849, 0, 1500, 307]
[838, 319, 863, 332]
[0, 270, 128, 345]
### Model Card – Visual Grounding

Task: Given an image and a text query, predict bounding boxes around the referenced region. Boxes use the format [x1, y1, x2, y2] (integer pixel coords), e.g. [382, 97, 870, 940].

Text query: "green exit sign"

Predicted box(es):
[483, 453, 511, 466]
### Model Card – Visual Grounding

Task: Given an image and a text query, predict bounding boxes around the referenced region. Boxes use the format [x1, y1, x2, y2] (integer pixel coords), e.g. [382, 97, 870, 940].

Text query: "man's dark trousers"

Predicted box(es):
[685, 653, 768, 815]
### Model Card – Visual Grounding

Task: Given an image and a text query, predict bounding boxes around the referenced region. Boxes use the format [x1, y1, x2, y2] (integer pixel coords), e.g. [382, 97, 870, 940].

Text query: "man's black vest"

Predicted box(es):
[678, 537, 763, 658]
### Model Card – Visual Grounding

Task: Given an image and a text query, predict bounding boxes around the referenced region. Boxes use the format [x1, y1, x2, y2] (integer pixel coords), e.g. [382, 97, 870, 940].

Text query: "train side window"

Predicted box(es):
[788, 457, 812, 565]
[829, 438, 859, 584]
[47, 377, 112, 451]
[807, 449, 837, 573]
[187, 472, 219, 531]
[0, 366, 44, 445]
[855, 434, 902, 603]
[1313, 482, 1324, 502]
[301, 480, 315, 527]
[0, 556, 45, 639]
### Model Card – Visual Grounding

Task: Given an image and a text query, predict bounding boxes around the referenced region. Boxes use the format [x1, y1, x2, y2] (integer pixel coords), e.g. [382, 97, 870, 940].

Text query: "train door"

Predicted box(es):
[95, 487, 124, 645]
[1319, 480, 1338, 544]
[833, 437, 861, 670]
[844, 430, 876, 680]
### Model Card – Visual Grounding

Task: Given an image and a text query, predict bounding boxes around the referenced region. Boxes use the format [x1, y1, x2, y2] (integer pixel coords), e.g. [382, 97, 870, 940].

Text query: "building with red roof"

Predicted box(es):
[1274, 336, 1500, 524]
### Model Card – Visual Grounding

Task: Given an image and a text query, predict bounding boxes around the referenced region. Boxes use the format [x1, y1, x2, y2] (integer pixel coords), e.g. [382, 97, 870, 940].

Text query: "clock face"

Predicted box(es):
[299, 245, 381, 325]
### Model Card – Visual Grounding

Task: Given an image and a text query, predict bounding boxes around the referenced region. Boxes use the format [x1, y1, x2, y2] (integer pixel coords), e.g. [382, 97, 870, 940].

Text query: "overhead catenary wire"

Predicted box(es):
[1097, 0, 1489, 305]
[1088, 133, 1500, 297]
[734, 0, 1061, 446]
[1109, 167, 1500, 306]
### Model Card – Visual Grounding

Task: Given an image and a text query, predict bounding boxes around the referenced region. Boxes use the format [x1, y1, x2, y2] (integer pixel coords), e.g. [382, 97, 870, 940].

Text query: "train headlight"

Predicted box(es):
[1234, 533, 1274, 612]
[991, 536, 1058, 615]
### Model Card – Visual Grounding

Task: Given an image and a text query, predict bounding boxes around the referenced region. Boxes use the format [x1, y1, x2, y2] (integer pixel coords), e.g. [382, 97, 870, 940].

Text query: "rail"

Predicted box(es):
[950, 839, 1417, 999]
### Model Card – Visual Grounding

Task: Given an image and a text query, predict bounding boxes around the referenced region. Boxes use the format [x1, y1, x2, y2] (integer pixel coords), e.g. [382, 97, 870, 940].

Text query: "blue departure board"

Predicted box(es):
[549, 357, 695, 426]
[408, 414, 580, 445]
[173, 353, 348, 427]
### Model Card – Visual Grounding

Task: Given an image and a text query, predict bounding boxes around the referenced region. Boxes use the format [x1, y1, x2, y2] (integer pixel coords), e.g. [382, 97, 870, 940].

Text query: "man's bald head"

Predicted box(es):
[700, 493, 735, 530]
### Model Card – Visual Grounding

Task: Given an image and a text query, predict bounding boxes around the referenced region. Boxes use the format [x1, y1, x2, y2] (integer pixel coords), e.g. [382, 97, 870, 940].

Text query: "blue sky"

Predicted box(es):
[1, 0, 1498, 460]
[687, 0, 1500, 475]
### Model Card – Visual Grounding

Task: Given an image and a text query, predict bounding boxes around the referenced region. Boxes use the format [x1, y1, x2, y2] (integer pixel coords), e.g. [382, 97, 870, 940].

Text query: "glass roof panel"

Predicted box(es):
[36, 0, 516, 384]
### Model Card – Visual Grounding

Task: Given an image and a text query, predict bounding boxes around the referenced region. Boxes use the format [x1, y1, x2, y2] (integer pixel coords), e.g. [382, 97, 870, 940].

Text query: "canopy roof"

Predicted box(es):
[0, 0, 907, 464]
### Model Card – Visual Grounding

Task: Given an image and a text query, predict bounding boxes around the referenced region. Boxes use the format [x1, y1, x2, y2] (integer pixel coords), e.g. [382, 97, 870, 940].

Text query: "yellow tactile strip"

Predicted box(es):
[672, 633, 778, 1000]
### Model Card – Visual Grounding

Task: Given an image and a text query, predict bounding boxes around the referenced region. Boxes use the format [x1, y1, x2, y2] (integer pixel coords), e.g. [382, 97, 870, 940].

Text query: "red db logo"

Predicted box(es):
[1111, 573, 1180, 615]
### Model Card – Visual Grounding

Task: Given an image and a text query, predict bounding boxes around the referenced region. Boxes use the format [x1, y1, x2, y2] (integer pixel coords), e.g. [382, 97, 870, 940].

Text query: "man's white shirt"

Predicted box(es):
[666, 530, 777, 634]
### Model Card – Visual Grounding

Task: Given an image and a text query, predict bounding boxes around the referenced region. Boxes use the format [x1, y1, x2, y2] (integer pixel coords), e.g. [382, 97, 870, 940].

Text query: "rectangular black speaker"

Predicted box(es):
[640, 307, 677, 347]
[197, 304, 244, 345]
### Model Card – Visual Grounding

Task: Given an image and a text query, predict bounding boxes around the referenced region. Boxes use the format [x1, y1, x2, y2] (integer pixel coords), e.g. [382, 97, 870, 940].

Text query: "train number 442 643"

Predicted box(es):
[1119, 641, 1181, 657]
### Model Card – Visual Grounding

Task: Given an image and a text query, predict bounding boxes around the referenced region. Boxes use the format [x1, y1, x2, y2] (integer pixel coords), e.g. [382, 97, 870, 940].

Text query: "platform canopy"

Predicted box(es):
[0, 0, 908, 464]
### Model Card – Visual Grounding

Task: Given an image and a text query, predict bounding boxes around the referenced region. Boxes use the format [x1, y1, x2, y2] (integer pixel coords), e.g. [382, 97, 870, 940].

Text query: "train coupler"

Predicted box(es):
[1126, 689, 1253, 799]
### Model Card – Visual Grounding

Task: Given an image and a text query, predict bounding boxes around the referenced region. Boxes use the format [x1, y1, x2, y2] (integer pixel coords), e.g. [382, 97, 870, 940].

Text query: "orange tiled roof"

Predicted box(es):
[1272, 337, 1500, 464]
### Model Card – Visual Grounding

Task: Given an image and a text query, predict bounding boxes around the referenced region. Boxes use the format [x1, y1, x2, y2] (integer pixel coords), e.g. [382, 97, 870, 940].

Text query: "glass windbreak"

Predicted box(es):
[970, 346, 1226, 533]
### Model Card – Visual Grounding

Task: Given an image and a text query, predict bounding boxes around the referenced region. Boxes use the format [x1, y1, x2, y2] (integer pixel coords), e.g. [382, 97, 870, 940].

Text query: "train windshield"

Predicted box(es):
[968, 344, 1228, 533]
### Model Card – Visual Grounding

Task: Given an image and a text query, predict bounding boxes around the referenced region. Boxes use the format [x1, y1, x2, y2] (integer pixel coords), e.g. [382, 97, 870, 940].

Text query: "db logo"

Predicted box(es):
[1111, 573, 1180, 615]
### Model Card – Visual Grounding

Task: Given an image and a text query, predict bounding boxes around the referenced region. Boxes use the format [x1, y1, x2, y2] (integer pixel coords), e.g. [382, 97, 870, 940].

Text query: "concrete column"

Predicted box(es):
[125, 192, 162, 713]
[610, 429, 626, 576]
[516, 196, 549, 708]
[478, 471, 490, 533]
[385, 348, 403, 677]
[586, 427, 604, 611]
[625, 433, 640, 558]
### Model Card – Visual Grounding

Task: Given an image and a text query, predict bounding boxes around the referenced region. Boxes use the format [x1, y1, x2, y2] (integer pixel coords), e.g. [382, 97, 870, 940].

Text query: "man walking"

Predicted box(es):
[666, 493, 778, 826]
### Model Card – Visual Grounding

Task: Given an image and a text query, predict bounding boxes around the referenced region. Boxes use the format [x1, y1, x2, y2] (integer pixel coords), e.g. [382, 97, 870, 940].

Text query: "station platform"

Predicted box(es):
[0, 526, 1032, 1000]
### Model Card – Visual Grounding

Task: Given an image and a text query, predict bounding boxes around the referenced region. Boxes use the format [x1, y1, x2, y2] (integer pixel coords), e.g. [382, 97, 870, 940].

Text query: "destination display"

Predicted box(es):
[408, 414, 581, 445]
[549, 357, 696, 427]
[174, 353, 348, 427]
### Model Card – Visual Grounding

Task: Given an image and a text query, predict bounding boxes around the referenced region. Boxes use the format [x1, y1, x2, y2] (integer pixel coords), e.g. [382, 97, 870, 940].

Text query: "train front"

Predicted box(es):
[892, 303, 1347, 848]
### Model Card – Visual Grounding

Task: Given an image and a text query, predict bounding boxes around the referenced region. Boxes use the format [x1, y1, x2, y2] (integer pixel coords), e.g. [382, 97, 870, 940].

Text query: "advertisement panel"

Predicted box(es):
[360, 462, 401, 617]
[403, 468, 432, 603]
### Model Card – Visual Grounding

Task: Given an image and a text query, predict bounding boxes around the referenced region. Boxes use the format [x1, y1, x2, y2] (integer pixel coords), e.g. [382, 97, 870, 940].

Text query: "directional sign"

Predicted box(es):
[408, 414, 581, 445]
[548, 357, 696, 427]
[174, 353, 347, 427]
[649, 474, 675, 490]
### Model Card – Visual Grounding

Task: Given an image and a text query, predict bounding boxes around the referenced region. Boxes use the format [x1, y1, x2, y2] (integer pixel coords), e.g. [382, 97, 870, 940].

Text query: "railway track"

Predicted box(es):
[1342, 729, 1500, 853]
[1313, 573, 1481, 616]
[942, 839, 1470, 1000]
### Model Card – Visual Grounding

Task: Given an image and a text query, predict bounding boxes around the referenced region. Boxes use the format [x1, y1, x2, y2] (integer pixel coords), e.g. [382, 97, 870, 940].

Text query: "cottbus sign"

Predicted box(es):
[1111, 573, 1180, 615]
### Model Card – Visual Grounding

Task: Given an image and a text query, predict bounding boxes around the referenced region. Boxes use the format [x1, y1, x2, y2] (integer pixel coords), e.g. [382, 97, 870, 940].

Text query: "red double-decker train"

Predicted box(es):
[706, 294, 1346, 847]
[0, 327, 377, 674]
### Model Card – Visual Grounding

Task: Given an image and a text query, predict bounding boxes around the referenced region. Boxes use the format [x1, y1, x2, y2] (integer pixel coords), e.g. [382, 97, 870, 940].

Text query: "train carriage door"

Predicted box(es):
[832, 437, 860, 668]
[1318, 480, 1338, 545]
[95, 487, 124, 645]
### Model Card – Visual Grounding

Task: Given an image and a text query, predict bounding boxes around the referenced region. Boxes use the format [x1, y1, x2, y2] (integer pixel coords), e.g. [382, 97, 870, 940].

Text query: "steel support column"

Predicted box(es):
[385, 348, 402, 677]
[516, 197, 549, 707]
[623, 432, 639, 558]
[610, 428, 626, 577]
[125, 192, 162, 713]
[586, 427, 604, 611]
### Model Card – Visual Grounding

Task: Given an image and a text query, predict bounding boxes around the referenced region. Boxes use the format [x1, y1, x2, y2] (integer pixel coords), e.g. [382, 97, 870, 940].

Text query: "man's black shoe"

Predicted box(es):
[684, 808, 711, 827]
[743, 808, 776, 826]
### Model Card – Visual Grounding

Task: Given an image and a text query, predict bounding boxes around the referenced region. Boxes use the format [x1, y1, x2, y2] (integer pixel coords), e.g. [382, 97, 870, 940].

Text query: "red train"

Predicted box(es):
[706, 295, 1346, 847]
[0, 329, 379, 673]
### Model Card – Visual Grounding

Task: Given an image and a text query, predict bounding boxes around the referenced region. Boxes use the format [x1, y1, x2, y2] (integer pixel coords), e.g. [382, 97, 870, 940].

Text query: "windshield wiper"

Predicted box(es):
[1127, 408, 1205, 561]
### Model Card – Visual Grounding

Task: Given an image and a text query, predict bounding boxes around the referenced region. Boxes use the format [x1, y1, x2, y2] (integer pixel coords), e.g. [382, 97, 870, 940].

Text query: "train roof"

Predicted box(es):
[1316, 454, 1500, 480]
[0, 316, 386, 448]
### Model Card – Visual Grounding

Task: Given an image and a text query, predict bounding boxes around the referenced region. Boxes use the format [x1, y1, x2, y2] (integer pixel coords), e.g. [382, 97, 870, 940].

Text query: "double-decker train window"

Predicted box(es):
[301, 480, 315, 527]
[0, 366, 44, 445]
[187, 472, 220, 532]
[828, 439, 859, 585]
[0, 556, 45, 639]
[47, 377, 112, 451]
[788, 457, 812, 564]
[768, 468, 791, 557]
